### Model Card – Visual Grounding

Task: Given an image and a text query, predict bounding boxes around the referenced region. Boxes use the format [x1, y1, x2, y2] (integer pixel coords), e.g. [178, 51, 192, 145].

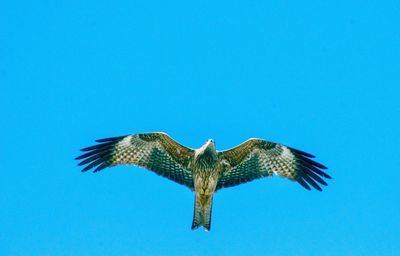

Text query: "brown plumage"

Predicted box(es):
[76, 132, 330, 231]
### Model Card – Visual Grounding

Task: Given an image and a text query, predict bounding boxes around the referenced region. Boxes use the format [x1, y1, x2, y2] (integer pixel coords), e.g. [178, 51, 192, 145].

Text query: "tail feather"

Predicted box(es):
[191, 193, 213, 231]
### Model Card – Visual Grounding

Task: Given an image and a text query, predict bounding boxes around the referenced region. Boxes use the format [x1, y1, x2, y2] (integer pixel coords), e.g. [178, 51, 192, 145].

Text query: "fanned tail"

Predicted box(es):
[191, 193, 213, 231]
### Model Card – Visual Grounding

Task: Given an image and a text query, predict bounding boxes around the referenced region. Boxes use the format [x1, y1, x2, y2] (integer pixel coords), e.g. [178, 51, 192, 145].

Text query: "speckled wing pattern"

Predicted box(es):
[216, 139, 330, 191]
[75, 132, 195, 188]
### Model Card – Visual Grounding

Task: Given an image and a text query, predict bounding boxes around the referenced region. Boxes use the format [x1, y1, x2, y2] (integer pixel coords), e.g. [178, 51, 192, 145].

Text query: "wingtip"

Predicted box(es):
[289, 147, 316, 158]
[297, 178, 311, 190]
[80, 147, 92, 152]
[319, 165, 328, 170]
[81, 165, 92, 172]
[95, 135, 127, 143]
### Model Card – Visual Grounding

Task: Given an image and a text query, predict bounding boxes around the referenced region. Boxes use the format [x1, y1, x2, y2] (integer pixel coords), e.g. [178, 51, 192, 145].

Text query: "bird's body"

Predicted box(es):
[76, 132, 330, 231]
[191, 140, 221, 230]
[192, 139, 220, 195]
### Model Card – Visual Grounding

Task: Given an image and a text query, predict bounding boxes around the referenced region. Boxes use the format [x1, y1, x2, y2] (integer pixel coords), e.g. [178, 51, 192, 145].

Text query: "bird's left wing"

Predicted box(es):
[76, 132, 195, 188]
[216, 139, 330, 191]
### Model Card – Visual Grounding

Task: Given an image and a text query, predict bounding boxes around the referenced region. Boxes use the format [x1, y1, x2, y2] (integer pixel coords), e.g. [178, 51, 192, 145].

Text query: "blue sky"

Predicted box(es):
[2, 0, 400, 255]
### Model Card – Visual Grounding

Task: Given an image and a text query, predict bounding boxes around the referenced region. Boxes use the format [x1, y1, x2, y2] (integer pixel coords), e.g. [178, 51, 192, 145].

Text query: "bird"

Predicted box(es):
[75, 132, 330, 231]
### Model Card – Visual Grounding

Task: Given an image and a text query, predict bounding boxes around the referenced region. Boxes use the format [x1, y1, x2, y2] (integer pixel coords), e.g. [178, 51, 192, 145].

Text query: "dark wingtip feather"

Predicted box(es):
[75, 149, 105, 160]
[79, 156, 107, 172]
[289, 147, 316, 158]
[81, 164, 94, 172]
[80, 141, 116, 152]
[314, 186, 323, 192]
[297, 177, 311, 190]
[303, 168, 328, 186]
[95, 135, 126, 143]
[299, 156, 328, 170]
[78, 151, 110, 166]
[321, 173, 332, 179]
[307, 164, 332, 179]
[301, 173, 323, 191]
[76, 136, 124, 173]
[93, 163, 108, 173]
[288, 146, 331, 190]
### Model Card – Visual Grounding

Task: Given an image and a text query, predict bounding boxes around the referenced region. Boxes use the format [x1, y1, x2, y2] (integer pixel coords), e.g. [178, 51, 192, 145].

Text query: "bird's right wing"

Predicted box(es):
[76, 132, 195, 189]
[216, 138, 330, 191]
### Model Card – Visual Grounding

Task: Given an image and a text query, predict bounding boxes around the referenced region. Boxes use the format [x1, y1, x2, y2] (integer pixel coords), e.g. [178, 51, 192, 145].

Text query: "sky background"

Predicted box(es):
[2, 0, 400, 255]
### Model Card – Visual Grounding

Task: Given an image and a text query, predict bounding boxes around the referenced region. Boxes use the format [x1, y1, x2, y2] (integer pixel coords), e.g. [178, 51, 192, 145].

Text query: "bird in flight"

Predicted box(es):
[76, 132, 330, 231]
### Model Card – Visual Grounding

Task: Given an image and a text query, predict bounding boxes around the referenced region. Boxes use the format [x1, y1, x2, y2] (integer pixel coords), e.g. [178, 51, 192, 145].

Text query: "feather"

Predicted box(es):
[95, 135, 126, 143]
[76, 133, 195, 188]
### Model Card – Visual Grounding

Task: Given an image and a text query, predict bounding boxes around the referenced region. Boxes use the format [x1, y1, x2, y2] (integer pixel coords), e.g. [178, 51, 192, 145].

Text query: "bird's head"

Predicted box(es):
[195, 139, 217, 165]
[204, 139, 215, 151]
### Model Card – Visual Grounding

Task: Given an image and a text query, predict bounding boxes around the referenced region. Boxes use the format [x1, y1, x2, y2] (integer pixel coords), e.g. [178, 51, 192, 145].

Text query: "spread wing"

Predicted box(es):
[75, 132, 195, 188]
[216, 139, 330, 191]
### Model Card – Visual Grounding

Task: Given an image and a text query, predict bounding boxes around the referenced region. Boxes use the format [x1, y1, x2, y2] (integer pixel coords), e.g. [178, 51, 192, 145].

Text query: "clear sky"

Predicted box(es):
[2, 0, 400, 255]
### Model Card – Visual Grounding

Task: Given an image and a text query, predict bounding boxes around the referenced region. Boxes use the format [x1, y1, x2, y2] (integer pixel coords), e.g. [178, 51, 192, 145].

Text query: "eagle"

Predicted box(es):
[76, 132, 330, 231]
